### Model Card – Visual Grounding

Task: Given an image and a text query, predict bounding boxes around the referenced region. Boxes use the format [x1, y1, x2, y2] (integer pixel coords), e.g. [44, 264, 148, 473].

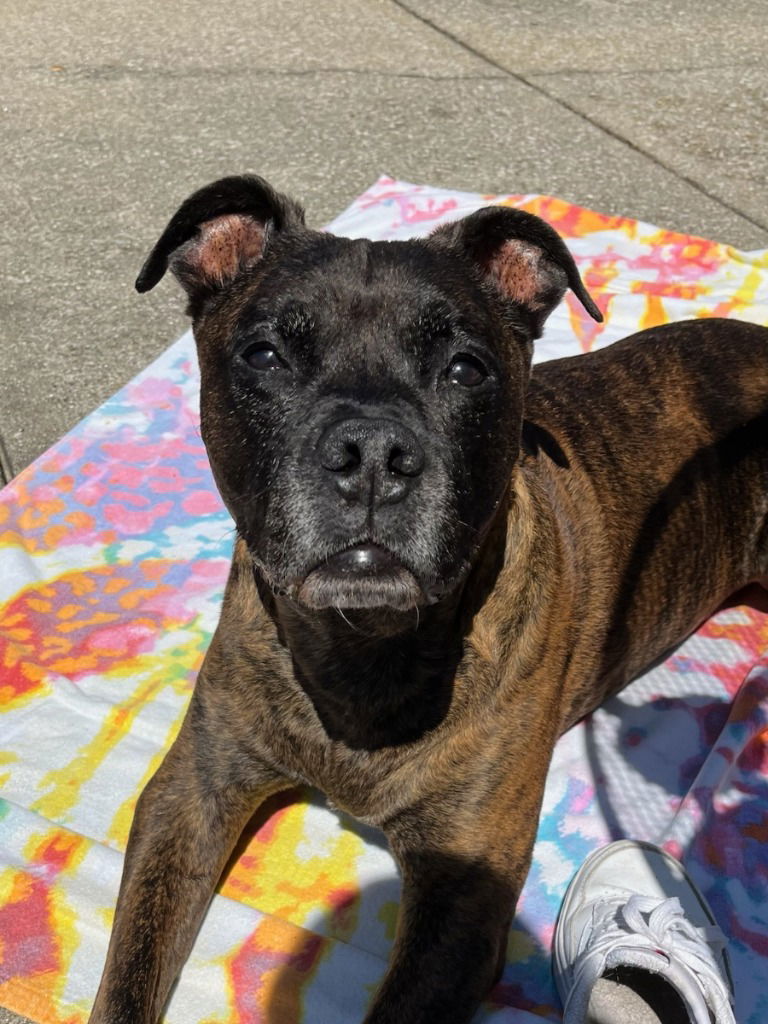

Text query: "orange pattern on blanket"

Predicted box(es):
[0, 563, 197, 709]
[220, 794, 364, 933]
[0, 830, 87, 1024]
[695, 608, 768, 697]
[223, 918, 328, 1024]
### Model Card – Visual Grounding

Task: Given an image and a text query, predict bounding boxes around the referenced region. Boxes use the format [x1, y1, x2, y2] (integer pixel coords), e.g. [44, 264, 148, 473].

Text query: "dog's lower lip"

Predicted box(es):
[296, 544, 424, 610]
[319, 543, 402, 576]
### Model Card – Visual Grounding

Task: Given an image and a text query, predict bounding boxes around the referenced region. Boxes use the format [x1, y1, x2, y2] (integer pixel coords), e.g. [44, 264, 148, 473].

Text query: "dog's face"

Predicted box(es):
[138, 177, 599, 611]
[200, 235, 524, 612]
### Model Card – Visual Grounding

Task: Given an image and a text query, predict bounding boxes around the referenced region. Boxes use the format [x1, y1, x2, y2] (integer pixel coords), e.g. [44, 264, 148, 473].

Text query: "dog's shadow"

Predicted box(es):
[585, 590, 768, 845]
[583, 687, 734, 842]
[216, 790, 558, 1024]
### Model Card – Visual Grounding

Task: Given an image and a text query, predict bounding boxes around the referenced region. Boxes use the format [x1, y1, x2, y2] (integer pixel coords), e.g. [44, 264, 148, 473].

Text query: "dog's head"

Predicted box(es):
[138, 176, 600, 612]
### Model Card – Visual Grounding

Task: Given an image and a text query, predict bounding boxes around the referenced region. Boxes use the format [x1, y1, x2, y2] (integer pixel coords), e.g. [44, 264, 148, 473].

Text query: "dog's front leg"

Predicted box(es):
[89, 696, 286, 1024]
[368, 778, 546, 1024]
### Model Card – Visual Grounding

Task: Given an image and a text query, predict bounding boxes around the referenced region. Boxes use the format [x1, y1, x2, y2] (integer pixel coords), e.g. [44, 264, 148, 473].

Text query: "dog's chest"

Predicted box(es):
[253, 668, 452, 824]
[273, 724, 426, 825]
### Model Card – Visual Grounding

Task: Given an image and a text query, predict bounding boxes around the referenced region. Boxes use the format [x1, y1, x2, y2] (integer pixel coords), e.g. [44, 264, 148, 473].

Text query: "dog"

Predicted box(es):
[88, 175, 768, 1024]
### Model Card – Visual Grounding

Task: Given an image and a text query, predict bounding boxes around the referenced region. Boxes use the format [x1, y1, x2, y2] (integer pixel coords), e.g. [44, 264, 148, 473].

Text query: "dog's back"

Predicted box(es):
[527, 317, 768, 708]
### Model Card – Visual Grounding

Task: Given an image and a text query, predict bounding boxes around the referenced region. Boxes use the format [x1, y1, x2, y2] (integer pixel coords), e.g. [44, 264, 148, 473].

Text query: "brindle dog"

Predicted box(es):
[89, 176, 768, 1024]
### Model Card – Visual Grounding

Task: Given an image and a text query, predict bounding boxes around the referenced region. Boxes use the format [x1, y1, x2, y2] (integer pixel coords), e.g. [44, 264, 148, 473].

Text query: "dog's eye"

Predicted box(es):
[242, 344, 287, 371]
[446, 355, 487, 387]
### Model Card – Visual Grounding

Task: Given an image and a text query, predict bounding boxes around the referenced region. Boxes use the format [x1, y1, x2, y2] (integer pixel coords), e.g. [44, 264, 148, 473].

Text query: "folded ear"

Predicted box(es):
[135, 175, 305, 311]
[430, 205, 602, 336]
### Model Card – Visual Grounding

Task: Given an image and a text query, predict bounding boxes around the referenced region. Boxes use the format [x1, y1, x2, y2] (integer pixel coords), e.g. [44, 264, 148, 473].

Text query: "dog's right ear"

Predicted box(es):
[135, 175, 305, 311]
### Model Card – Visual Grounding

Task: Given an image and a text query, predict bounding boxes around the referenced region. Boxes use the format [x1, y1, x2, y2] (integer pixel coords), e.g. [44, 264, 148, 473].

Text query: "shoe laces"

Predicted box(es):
[566, 894, 735, 1023]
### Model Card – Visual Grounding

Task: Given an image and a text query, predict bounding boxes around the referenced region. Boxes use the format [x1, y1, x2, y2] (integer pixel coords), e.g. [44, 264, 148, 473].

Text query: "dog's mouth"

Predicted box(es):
[296, 543, 425, 611]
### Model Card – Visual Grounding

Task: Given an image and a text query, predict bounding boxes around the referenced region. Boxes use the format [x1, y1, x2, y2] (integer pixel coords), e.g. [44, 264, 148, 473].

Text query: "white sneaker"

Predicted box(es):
[553, 840, 735, 1024]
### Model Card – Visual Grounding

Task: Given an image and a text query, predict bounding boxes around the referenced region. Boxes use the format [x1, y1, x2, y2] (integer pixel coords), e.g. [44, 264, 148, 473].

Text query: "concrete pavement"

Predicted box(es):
[0, 2, 766, 1020]
[2, 0, 767, 482]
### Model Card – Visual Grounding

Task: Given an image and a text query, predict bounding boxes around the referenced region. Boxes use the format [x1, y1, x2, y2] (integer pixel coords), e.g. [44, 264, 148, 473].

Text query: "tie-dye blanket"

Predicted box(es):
[1, 178, 767, 1024]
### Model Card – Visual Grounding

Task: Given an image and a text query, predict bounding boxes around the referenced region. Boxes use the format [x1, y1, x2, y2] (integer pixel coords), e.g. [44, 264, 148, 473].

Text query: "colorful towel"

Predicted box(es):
[1, 178, 767, 1024]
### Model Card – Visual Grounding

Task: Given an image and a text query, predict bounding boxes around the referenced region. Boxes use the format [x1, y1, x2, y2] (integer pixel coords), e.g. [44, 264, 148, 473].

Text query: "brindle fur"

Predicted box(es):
[90, 176, 768, 1024]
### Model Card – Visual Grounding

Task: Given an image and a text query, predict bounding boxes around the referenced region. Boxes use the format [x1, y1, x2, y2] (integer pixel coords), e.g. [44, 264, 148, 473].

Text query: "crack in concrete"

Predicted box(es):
[529, 61, 766, 78]
[32, 63, 506, 83]
[0, 427, 14, 485]
[391, 0, 768, 236]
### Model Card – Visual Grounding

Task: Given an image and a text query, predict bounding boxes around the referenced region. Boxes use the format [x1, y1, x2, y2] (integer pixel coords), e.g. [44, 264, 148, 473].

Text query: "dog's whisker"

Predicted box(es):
[334, 605, 361, 632]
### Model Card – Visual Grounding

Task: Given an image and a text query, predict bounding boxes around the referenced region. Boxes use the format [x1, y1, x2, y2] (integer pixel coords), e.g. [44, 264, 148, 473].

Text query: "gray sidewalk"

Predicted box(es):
[0, 2, 766, 1021]
[2, 0, 766, 484]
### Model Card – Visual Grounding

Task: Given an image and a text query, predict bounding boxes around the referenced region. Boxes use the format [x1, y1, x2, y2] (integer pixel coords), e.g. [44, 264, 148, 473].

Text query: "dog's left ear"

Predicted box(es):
[431, 205, 602, 336]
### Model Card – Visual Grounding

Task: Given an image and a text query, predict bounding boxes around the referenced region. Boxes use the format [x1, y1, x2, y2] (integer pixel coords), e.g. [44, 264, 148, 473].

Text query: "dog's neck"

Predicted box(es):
[251, 507, 510, 751]
[264, 585, 465, 750]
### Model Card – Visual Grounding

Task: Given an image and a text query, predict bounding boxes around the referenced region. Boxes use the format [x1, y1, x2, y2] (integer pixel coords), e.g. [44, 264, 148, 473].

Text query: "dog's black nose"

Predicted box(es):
[318, 418, 425, 506]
